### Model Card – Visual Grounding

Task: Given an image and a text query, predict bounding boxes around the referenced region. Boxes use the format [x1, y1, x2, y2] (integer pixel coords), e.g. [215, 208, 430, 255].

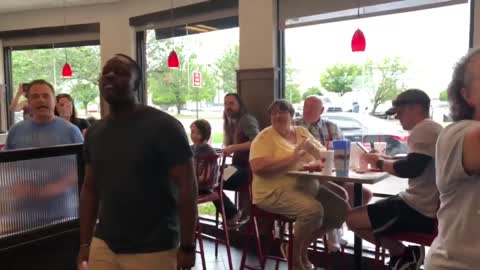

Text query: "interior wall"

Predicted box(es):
[238, 0, 278, 128]
[239, 0, 277, 69]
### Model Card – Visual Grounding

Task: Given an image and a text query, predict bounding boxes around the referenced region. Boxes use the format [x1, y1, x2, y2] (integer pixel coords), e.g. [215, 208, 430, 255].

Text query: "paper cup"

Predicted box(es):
[373, 142, 387, 155]
[321, 150, 334, 176]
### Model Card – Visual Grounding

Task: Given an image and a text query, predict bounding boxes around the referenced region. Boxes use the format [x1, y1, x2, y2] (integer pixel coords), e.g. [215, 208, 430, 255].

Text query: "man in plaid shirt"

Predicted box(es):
[293, 108, 343, 146]
[294, 95, 372, 251]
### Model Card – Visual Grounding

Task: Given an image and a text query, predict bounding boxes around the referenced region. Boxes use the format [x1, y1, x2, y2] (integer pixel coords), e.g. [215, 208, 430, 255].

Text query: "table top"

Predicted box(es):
[287, 170, 389, 185]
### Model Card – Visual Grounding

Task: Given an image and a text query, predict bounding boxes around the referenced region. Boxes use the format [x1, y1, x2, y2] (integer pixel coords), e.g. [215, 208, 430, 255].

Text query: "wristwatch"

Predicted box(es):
[180, 244, 196, 254]
[375, 159, 384, 171]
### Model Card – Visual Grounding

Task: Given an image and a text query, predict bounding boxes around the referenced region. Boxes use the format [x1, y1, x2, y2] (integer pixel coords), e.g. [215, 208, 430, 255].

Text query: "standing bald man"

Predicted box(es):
[294, 95, 373, 251]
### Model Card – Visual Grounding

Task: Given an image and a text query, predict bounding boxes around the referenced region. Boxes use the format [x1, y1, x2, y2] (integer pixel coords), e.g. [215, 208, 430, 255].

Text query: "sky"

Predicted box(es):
[147, 2, 471, 105]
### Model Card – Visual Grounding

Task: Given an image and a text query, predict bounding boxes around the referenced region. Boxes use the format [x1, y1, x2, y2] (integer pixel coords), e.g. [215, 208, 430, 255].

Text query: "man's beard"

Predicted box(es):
[226, 110, 241, 119]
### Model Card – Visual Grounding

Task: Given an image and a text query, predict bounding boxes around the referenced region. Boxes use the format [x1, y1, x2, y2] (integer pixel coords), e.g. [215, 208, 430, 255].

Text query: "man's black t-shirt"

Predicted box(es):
[83, 105, 192, 254]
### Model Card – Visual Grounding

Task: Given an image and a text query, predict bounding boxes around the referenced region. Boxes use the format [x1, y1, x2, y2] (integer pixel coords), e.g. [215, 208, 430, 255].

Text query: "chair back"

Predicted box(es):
[194, 153, 226, 191]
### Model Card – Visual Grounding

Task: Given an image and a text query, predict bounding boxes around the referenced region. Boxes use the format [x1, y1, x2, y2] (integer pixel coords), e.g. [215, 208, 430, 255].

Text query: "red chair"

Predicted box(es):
[374, 219, 438, 270]
[213, 156, 252, 257]
[240, 204, 296, 270]
[239, 176, 340, 270]
[194, 154, 234, 270]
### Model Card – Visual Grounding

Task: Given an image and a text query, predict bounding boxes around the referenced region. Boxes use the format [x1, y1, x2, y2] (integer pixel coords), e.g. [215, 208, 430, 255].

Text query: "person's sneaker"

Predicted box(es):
[405, 246, 425, 270]
[219, 210, 248, 230]
[326, 230, 341, 253]
[336, 228, 348, 246]
[226, 210, 242, 227]
[388, 246, 425, 270]
[237, 210, 250, 226]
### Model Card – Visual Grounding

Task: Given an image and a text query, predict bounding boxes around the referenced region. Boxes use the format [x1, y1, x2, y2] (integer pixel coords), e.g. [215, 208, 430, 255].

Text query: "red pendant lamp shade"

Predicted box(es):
[62, 63, 72, 78]
[168, 50, 180, 69]
[351, 28, 366, 52]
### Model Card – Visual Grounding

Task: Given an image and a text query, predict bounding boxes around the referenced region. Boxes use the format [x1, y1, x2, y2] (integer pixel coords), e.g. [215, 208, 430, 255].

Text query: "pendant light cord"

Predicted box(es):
[170, 0, 174, 38]
[63, 0, 68, 62]
[357, 0, 360, 18]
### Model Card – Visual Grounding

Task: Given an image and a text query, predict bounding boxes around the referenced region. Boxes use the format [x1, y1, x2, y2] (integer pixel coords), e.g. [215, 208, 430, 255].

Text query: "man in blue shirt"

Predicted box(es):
[5, 79, 83, 149]
[3, 79, 83, 231]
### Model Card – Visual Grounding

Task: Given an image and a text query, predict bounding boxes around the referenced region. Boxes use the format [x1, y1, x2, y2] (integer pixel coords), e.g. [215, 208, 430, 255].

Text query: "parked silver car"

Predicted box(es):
[322, 112, 409, 155]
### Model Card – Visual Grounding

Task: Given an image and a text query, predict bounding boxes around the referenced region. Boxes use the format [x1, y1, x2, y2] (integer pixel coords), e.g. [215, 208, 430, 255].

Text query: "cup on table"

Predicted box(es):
[357, 155, 369, 173]
[332, 140, 351, 177]
[320, 150, 334, 176]
[373, 142, 387, 155]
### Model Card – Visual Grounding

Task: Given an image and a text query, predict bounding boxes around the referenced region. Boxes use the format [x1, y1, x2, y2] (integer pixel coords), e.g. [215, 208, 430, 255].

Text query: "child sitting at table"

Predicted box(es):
[190, 119, 243, 228]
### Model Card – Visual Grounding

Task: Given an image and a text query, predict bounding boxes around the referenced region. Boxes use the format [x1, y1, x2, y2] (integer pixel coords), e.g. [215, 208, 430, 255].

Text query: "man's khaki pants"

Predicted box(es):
[88, 238, 177, 270]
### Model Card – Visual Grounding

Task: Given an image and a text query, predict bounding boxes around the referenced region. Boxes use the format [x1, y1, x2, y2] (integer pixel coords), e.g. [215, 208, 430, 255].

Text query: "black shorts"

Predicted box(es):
[367, 195, 435, 237]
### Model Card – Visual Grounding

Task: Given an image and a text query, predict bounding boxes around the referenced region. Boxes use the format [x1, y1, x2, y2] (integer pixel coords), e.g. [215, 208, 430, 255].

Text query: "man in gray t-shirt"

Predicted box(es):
[346, 89, 442, 270]
[78, 55, 197, 270]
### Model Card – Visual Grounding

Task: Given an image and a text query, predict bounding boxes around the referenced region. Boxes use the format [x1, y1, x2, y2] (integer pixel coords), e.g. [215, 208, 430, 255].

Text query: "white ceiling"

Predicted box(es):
[0, 0, 122, 14]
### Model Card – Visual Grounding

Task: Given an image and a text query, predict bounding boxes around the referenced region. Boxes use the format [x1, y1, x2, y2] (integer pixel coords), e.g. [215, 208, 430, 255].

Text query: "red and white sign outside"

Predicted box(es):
[193, 71, 201, 88]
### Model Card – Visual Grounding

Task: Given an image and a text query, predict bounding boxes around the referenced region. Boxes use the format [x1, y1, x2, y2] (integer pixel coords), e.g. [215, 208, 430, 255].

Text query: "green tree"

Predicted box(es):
[364, 57, 407, 113]
[215, 45, 238, 93]
[70, 83, 98, 115]
[320, 64, 363, 96]
[146, 34, 217, 114]
[285, 59, 302, 103]
[439, 89, 448, 101]
[302, 86, 322, 99]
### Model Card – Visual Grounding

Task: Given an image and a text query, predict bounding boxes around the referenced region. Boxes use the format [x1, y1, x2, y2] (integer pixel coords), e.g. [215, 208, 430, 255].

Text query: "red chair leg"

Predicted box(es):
[197, 223, 207, 270]
[381, 247, 386, 267]
[253, 217, 266, 269]
[215, 209, 219, 258]
[220, 203, 234, 270]
[374, 242, 381, 270]
[275, 260, 280, 270]
[240, 215, 265, 270]
[287, 222, 294, 270]
[239, 220, 251, 270]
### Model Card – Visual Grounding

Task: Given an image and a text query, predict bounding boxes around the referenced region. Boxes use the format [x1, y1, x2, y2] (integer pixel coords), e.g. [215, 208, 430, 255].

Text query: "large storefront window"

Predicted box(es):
[284, 3, 470, 195]
[11, 45, 101, 123]
[146, 26, 239, 216]
[146, 27, 239, 147]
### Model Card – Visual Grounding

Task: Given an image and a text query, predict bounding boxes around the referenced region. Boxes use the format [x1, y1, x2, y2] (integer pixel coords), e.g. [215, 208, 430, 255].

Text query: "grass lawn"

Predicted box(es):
[212, 133, 223, 144]
[199, 202, 216, 216]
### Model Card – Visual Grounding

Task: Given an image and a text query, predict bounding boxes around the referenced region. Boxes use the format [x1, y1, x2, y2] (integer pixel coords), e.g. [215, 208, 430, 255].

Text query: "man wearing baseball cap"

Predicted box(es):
[346, 89, 443, 270]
